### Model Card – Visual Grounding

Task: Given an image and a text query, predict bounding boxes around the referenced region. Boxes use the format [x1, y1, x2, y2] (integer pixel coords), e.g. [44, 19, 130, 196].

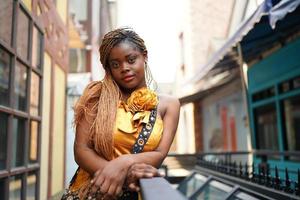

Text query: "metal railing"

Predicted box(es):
[138, 151, 300, 199]
[196, 151, 299, 194]
[189, 150, 300, 199]
[139, 177, 188, 200]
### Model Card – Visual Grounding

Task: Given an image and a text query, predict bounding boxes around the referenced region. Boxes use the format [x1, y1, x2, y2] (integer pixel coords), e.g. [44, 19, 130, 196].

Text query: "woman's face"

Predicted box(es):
[108, 41, 147, 92]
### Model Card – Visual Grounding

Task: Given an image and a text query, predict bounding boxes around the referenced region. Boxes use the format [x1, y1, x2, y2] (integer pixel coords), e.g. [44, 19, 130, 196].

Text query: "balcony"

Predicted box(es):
[140, 151, 300, 200]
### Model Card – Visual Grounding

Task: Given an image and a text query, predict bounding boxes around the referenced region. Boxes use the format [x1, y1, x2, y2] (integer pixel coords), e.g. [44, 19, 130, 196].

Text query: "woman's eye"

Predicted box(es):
[128, 57, 136, 64]
[110, 62, 119, 69]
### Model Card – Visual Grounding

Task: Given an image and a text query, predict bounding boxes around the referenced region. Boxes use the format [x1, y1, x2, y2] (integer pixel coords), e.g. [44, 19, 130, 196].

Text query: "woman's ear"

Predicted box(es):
[143, 50, 148, 61]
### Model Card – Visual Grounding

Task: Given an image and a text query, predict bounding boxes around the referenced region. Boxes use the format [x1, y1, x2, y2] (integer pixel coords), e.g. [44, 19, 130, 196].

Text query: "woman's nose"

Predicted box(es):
[120, 63, 130, 72]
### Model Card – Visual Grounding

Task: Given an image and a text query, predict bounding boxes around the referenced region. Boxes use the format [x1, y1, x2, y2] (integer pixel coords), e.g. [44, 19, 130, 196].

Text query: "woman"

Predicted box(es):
[63, 27, 180, 200]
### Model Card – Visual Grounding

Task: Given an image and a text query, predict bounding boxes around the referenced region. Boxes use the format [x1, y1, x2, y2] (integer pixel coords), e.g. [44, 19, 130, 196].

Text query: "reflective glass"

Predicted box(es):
[9, 175, 22, 200]
[0, 178, 6, 197]
[29, 121, 38, 163]
[283, 96, 300, 160]
[0, 0, 13, 45]
[228, 191, 260, 200]
[12, 117, 26, 167]
[254, 104, 279, 150]
[17, 8, 30, 60]
[32, 26, 41, 69]
[27, 172, 36, 200]
[195, 180, 232, 200]
[30, 72, 40, 116]
[178, 173, 207, 197]
[0, 48, 10, 107]
[0, 113, 8, 170]
[14, 61, 28, 111]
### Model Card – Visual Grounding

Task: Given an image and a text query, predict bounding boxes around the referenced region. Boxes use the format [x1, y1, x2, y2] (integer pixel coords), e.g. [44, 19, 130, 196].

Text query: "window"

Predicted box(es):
[254, 104, 279, 150]
[279, 75, 300, 93]
[0, 0, 13, 45]
[0, 113, 8, 170]
[252, 87, 275, 102]
[0, 1, 43, 199]
[0, 48, 10, 107]
[69, 48, 87, 73]
[283, 95, 300, 159]
[251, 74, 300, 162]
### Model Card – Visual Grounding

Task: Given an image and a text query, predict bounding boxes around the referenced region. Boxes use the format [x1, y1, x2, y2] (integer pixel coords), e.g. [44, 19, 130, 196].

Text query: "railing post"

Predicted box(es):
[274, 166, 281, 190]
[284, 168, 292, 193]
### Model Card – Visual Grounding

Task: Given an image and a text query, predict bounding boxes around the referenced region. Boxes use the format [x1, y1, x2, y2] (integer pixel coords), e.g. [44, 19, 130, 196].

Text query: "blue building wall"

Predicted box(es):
[247, 37, 300, 181]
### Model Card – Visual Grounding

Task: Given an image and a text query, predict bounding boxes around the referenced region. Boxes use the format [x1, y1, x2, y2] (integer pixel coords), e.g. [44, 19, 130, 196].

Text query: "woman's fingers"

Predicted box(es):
[115, 186, 123, 197]
[99, 180, 110, 194]
[129, 163, 161, 178]
[128, 182, 140, 192]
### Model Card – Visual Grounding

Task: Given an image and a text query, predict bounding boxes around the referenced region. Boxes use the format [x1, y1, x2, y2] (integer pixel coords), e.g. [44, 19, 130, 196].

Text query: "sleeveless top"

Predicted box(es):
[70, 87, 164, 191]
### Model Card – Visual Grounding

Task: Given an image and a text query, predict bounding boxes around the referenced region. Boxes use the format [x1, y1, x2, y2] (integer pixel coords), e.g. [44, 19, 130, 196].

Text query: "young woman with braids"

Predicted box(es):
[63, 27, 180, 200]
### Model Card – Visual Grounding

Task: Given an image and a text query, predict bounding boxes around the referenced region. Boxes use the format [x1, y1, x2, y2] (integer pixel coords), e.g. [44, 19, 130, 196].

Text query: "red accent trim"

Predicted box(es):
[221, 107, 228, 151]
[230, 116, 237, 151]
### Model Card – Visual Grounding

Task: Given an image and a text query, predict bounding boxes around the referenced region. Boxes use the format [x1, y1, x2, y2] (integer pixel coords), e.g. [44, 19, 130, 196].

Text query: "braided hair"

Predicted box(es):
[74, 27, 156, 162]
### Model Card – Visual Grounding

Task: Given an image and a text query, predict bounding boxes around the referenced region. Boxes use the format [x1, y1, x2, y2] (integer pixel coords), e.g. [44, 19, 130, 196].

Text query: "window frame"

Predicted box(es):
[0, 1, 43, 199]
[249, 75, 300, 161]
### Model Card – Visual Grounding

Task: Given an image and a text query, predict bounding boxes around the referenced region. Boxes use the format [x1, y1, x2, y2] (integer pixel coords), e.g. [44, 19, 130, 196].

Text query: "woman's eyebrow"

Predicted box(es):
[109, 58, 119, 62]
[125, 53, 137, 58]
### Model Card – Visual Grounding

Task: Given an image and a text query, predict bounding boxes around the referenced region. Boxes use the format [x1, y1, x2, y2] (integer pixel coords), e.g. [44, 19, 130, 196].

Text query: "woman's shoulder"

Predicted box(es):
[158, 94, 180, 105]
[157, 94, 180, 118]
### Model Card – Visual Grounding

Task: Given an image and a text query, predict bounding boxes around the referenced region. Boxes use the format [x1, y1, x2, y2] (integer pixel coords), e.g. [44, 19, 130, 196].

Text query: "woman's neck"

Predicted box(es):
[120, 86, 147, 101]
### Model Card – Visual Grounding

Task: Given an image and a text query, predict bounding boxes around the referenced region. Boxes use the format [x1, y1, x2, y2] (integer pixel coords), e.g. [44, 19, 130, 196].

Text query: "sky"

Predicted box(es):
[116, 0, 185, 83]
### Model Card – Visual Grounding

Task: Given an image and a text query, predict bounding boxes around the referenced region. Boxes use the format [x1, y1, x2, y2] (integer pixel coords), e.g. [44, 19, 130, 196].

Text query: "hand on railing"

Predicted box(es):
[125, 163, 163, 192]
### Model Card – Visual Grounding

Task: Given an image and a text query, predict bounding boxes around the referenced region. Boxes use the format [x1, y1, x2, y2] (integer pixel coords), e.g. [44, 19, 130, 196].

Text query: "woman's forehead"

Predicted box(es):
[109, 42, 141, 59]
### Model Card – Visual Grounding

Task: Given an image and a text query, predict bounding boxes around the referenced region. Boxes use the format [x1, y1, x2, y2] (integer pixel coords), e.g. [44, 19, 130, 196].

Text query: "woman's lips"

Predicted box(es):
[123, 75, 135, 82]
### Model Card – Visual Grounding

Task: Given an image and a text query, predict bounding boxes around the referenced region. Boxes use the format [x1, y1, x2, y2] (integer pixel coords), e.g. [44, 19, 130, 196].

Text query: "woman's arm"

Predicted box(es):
[74, 117, 109, 175]
[91, 96, 180, 196]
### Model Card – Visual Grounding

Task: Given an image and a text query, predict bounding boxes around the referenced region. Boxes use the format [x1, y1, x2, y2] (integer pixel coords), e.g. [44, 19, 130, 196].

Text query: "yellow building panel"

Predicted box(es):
[69, 18, 85, 48]
[21, 0, 32, 11]
[40, 53, 51, 200]
[51, 64, 66, 195]
[56, 0, 68, 24]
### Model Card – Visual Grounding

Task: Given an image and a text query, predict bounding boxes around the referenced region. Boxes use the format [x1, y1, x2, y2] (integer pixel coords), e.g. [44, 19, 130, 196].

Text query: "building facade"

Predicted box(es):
[0, 0, 68, 199]
[178, 0, 300, 185]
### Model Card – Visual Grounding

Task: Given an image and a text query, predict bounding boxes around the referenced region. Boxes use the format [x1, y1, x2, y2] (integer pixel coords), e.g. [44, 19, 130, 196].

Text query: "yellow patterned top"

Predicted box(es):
[70, 87, 164, 191]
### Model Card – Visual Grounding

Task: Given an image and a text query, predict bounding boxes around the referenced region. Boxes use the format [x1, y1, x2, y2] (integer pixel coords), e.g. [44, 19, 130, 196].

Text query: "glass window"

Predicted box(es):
[30, 72, 40, 116]
[12, 117, 26, 167]
[0, 113, 8, 170]
[279, 80, 292, 93]
[178, 173, 207, 198]
[27, 172, 36, 200]
[228, 191, 260, 200]
[283, 96, 300, 152]
[69, 0, 87, 21]
[31, 26, 41, 69]
[17, 7, 30, 60]
[0, 48, 10, 107]
[194, 180, 233, 200]
[0, 178, 7, 197]
[254, 104, 279, 150]
[0, 0, 13, 45]
[293, 76, 300, 89]
[14, 61, 28, 111]
[29, 121, 38, 163]
[252, 87, 275, 102]
[9, 175, 22, 200]
[69, 48, 87, 73]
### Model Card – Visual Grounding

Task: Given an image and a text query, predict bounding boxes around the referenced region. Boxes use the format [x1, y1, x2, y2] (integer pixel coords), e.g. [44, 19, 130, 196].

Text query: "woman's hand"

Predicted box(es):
[89, 155, 134, 198]
[125, 163, 163, 192]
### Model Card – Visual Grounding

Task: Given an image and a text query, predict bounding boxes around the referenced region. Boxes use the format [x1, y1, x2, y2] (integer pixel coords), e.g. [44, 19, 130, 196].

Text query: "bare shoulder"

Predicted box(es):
[157, 94, 180, 119]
